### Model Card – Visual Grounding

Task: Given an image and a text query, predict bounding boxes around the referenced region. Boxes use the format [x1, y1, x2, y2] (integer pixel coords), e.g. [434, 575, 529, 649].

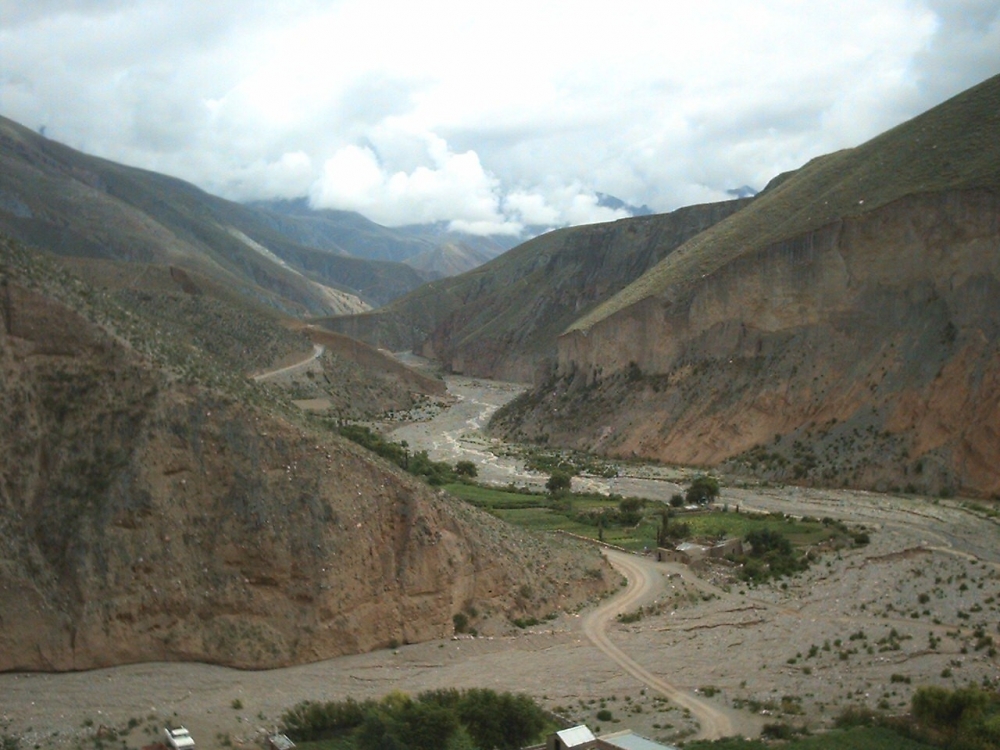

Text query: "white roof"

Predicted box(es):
[676, 542, 709, 552]
[165, 728, 195, 749]
[598, 730, 677, 750]
[556, 725, 596, 747]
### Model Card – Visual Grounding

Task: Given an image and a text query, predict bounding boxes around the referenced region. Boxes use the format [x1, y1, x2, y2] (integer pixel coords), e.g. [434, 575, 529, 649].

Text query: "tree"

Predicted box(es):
[656, 508, 671, 547]
[454, 461, 478, 478]
[457, 689, 546, 750]
[685, 475, 720, 505]
[618, 496, 644, 525]
[745, 528, 792, 556]
[546, 470, 572, 495]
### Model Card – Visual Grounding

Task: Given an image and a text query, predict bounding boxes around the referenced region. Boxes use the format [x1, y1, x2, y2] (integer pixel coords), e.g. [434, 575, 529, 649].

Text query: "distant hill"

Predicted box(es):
[493, 73, 1000, 498]
[317, 198, 750, 381]
[248, 198, 514, 277]
[0, 116, 427, 310]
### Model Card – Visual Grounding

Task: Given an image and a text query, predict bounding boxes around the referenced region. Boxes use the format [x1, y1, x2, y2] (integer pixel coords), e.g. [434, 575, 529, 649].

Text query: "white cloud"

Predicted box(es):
[2, 0, 999, 236]
[309, 136, 515, 232]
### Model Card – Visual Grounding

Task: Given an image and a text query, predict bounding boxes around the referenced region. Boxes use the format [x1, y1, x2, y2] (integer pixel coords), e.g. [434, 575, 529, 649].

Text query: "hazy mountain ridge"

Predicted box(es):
[248, 198, 514, 277]
[492, 73, 1000, 498]
[0, 235, 613, 671]
[0, 116, 426, 311]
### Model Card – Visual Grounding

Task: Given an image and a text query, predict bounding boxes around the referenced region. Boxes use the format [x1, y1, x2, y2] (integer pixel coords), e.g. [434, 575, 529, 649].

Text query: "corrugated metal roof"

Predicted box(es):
[599, 730, 677, 750]
[556, 725, 597, 747]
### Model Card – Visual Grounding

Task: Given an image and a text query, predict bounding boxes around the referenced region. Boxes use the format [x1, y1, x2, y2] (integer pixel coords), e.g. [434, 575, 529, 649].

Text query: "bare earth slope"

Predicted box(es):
[0, 238, 613, 671]
[319, 198, 749, 381]
[494, 73, 1000, 497]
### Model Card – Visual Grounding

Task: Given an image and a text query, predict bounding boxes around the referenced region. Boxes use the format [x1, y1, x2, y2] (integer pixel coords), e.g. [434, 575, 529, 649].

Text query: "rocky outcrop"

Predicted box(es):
[495, 189, 1000, 497]
[0, 254, 612, 672]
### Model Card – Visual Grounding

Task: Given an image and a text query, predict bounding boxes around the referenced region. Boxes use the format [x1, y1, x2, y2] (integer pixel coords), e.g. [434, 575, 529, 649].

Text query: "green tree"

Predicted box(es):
[455, 461, 478, 478]
[618, 496, 644, 525]
[745, 528, 792, 556]
[686, 475, 720, 505]
[457, 689, 546, 750]
[546, 470, 572, 495]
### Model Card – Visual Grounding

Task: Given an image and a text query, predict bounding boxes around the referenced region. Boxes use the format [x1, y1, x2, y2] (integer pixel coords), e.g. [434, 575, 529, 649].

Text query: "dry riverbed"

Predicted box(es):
[3, 373, 1000, 749]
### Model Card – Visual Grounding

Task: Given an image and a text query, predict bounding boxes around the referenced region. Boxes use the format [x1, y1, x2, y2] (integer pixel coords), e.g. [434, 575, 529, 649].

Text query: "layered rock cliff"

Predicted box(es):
[0, 240, 612, 671]
[493, 74, 1000, 498]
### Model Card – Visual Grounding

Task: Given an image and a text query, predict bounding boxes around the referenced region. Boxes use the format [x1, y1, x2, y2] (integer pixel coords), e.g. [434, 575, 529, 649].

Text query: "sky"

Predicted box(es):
[2, 1, 999, 236]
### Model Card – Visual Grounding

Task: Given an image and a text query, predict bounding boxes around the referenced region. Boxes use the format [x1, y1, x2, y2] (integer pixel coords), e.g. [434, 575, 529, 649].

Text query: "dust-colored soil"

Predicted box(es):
[4, 370, 999, 749]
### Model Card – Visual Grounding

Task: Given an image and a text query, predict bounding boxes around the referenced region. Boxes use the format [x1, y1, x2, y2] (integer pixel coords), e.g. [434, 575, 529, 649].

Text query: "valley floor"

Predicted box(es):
[3, 371, 999, 749]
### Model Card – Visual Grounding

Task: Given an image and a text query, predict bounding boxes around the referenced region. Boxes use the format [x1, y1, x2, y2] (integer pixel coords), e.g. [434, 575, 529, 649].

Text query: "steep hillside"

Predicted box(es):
[257, 326, 449, 420]
[319, 198, 749, 381]
[402, 241, 496, 278]
[0, 116, 426, 310]
[494, 73, 1000, 498]
[0, 237, 613, 671]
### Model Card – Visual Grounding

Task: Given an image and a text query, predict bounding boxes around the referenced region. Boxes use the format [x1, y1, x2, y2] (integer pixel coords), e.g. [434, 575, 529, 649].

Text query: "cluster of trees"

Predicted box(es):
[737, 528, 808, 582]
[834, 685, 1000, 750]
[337, 425, 476, 485]
[911, 685, 1000, 749]
[281, 688, 549, 750]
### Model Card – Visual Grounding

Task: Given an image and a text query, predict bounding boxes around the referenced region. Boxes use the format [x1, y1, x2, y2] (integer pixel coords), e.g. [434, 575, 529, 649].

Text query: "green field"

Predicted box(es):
[443, 483, 846, 554]
[687, 726, 936, 750]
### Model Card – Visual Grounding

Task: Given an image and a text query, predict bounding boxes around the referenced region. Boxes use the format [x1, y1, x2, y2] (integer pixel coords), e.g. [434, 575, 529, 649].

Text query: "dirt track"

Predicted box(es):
[585, 552, 737, 739]
[3, 372, 1000, 749]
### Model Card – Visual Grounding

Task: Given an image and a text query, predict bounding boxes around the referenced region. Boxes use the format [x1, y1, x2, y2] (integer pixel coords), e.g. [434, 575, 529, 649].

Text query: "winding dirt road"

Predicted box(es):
[251, 344, 325, 381]
[585, 550, 735, 741]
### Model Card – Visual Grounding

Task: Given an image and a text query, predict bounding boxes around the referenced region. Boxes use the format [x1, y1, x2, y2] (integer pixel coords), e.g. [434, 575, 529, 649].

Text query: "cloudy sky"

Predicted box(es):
[2, 1, 999, 235]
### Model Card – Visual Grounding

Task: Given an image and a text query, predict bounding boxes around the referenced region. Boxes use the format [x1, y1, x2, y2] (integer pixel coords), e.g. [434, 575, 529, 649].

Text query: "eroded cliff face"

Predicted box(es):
[426, 200, 751, 382]
[495, 190, 1000, 497]
[0, 282, 611, 672]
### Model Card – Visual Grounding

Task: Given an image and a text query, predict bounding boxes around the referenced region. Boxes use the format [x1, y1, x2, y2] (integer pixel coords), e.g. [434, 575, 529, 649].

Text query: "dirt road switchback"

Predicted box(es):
[585, 550, 736, 741]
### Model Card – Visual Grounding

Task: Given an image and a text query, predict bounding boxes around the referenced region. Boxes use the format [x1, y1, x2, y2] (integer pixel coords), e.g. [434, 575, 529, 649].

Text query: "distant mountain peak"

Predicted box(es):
[726, 185, 758, 198]
[595, 192, 655, 216]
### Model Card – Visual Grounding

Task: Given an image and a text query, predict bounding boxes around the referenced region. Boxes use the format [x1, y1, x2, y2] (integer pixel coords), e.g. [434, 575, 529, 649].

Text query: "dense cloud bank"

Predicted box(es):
[2, 0, 999, 235]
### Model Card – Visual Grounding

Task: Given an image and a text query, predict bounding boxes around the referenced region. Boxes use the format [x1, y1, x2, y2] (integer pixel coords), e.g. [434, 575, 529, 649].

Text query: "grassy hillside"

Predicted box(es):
[575, 72, 1000, 331]
[0, 116, 426, 310]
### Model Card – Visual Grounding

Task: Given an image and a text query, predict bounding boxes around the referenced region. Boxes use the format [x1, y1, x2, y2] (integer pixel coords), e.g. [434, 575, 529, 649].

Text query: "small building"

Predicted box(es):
[658, 538, 743, 564]
[708, 537, 743, 559]
[547, 726, 677, 750]
[595, 729, 678, 750]
[548, 725, 597, 750]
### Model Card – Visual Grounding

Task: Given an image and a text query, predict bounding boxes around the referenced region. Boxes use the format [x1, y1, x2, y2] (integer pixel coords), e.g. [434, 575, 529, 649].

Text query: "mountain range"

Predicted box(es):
[492, 72, 1000, 498]
[323, 73, 1000, 498]
[2, 70, 998, 677]
[0, 115, 519, 316]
